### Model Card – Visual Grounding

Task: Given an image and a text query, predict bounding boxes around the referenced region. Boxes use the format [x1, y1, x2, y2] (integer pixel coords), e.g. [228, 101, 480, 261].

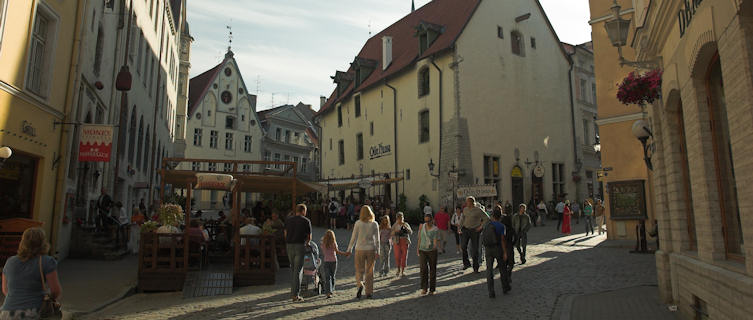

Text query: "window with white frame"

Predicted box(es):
[193, 128, 202, 146]
[264, 151, 271, 169]
[552, 163, 565, 197]
[26, 4, 57, 98]
[244, 135, 252, 153]
[274, 153, 281, 169]
[302, 158, 308, 173]
[191, 162, 200, 171]
[225, 132, 233, 150]
[223, 163, 232, 172]
[208, 163, 217, 171]
[210, 130, 218, 148]
[580, 79, 588, 102]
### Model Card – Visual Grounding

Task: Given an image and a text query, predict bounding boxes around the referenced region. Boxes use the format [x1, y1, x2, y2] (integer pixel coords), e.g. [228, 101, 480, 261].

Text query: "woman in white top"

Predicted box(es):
[450, 206, 462, 254]
[347, 206, 380, 299]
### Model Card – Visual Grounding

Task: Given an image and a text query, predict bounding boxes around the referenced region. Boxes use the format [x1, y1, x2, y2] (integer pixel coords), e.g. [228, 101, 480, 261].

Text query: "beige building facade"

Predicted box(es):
[594, 0, 753, 318]
[318, 0, 577, 211]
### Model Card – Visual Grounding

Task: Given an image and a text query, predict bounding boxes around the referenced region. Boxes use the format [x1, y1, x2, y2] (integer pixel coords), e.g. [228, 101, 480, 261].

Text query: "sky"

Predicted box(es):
[186, 0, 592, 112]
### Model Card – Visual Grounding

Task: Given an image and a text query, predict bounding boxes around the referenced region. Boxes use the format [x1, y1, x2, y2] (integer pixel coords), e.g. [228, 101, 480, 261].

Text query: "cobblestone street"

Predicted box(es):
[82, 222, 675, 320]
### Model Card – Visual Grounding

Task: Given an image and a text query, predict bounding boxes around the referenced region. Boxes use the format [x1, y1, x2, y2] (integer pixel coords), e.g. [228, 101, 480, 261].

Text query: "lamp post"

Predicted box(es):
[428, 159, 459, 213]
[0, 146, 12, 169]
[631, 119, 654, 170]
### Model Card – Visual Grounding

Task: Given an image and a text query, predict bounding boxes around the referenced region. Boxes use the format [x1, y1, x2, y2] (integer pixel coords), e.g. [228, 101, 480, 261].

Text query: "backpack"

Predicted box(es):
[501, 214, 516, 243]
[481, 222, 499, 247]
[329, 202, 337, 213]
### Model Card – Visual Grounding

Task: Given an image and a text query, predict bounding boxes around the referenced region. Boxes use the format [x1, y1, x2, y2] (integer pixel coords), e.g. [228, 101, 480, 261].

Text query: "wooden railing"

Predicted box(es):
[234, 234, 276, 286]
[138, 232, 188, 291]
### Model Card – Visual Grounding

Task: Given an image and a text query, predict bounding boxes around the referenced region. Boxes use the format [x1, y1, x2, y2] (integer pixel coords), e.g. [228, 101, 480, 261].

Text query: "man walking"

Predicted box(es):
[572, 201, 581, 224]
[555, 199, 565, 231]
[460, 196, 489, 273]
[499, 205, 516, 283]
[284, 204, 312, 302]
[583, 200, 594, 236]
[434, 206, 451, 254]
[96, 188, 113, 232]
[512, 204, 532, 264]
[536, 200, 548, 226]
[482, 210, 509, 298]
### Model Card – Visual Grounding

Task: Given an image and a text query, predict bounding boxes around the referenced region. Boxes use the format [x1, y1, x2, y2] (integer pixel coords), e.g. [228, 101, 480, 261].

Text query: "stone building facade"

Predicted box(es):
[258, 103, 319, 182]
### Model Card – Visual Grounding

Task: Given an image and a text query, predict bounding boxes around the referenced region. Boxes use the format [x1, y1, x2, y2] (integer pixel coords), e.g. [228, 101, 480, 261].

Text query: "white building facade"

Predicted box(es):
[259, 103, 319, 182]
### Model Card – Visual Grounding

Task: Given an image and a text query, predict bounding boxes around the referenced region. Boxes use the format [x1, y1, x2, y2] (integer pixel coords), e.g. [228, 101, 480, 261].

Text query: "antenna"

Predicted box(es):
[368, 19, 372, 37]
[226, 24, 233, 51]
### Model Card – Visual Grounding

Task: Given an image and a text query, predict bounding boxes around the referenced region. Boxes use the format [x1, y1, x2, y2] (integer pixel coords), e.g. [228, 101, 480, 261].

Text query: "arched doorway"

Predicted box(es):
[511, 165, 524, 208]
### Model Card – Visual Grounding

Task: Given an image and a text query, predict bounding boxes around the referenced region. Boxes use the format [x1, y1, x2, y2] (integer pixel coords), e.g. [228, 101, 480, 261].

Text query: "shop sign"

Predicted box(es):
[511, 165, 523, 178]
[608, 180, 647, 220]
[533, 165, 544, 178]
[195, 173, 236, 190]
[369, 143, 392, 160]
[358, 179, 372, 189]
[78, 125, 114, 162]
[678, 0, 704, 37]
[456, 184, 497, 199]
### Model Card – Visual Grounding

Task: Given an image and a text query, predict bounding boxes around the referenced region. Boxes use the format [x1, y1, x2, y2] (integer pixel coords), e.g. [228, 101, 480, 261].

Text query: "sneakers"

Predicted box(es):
[420, 289, 427, 295]
[429, 290, 436, 295]
[521, 258, 526, 264]
[292, 295, 304, 302]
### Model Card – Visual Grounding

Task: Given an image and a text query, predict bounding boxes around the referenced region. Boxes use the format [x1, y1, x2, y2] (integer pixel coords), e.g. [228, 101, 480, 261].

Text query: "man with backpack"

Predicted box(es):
[512, 204, 532, 264]
[328, 198, 339, 230]
[482, 208, 509, 298]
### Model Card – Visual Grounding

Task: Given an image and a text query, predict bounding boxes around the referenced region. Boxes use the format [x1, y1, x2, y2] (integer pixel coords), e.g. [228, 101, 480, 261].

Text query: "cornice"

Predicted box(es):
[595, 112, 644, 125]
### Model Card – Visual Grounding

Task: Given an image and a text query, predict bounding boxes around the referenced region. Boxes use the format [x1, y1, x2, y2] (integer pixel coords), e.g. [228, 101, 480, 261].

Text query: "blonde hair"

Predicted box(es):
[321, 229, 336, 249]
[17, 228, 50, 262]
[380, 215, 391, 229]
[359, 205, 375, 222]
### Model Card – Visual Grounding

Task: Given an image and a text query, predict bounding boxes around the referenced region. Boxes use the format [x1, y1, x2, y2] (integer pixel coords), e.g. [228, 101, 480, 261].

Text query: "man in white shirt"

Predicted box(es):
[555, 200, 565, 231]
[114, 202, 129, 249]
[536, 200, 548, 226]
[240, 218, 262, 246]
[423, 202, 433, 216]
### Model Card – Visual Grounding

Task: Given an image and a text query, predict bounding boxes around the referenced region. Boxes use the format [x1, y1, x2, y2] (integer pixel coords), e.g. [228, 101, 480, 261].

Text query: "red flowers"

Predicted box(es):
[617, 69, 662, 106]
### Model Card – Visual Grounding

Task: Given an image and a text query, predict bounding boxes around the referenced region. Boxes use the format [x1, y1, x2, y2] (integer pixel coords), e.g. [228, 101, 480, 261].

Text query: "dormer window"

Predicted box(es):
[351, 57, 377, 88]
[332, 71, 353, 98]
[415, 21, 444, 55]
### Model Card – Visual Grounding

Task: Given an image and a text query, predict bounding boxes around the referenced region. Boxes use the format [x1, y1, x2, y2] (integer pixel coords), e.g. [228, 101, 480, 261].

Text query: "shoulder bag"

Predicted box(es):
[38, 257, 62, 319]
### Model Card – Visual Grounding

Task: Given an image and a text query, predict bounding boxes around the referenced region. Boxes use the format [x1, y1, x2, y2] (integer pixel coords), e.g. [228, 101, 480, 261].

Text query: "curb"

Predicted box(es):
[65, 283, 137, 319]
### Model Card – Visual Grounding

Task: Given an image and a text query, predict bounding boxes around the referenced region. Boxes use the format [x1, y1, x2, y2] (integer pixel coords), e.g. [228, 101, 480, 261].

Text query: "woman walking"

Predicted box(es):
[450, 206, 462, 254]
[320, 230, 350, 298]
[377, 216, 393, 277]
[583, 200, 594, 236]
[1, 228, 62, 319]
[562, 200, 572, 235]
[391, 212, 413, 277]
[347, 206, 380, 299]
[417, 213, 440, 295]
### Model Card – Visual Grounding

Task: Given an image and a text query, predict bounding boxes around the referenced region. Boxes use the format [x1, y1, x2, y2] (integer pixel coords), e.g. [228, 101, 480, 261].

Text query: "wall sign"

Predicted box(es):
[456, 184, 497, 199]
[511, 165, 523, 178]
[608, 180, 647, 220]
[678, 0, 704, 37]
[78, 125, 114, 162]
[533, 165, 544, 178]
[369, 143, 392, 160]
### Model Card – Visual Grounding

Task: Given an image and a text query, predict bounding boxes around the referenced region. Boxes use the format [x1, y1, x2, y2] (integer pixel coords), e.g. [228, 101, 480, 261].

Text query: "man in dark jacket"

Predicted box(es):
[499, 206, 516, 284]
[512, 204, 532, 264]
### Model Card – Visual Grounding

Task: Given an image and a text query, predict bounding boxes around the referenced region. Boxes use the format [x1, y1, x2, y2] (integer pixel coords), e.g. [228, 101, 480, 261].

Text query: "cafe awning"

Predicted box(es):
[163, 170, 326, 194]
[322, 176, 404, 191]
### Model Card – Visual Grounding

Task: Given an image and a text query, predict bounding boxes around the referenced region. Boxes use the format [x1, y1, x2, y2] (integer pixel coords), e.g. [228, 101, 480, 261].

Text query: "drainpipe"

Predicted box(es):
[148, 4, 167, 206]
[567, 49, 580, 200]
[50, 0, 88, 256]
[385, 81, 398, 203]
[430, 58, 443, 203]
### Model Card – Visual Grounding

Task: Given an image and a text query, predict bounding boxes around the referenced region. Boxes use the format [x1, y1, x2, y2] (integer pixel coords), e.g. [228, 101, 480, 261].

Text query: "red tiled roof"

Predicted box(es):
[317, 0, 481, 115]
[187, 59, 226, 116]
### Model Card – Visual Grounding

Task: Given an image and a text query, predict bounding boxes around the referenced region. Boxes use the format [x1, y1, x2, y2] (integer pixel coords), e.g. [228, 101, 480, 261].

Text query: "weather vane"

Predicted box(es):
[226, 25, 233, 51]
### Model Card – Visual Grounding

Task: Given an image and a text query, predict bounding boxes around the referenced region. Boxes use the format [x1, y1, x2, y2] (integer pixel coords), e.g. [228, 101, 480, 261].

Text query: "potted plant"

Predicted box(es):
[157, 203, 184, 227]
[141, 221, 159, 233]
[617, 69, 662, 106]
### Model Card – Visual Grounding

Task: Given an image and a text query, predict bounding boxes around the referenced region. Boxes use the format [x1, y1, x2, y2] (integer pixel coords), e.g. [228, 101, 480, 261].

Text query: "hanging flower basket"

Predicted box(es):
[617, 69, 663, 106]
[157, 204, 184, 227]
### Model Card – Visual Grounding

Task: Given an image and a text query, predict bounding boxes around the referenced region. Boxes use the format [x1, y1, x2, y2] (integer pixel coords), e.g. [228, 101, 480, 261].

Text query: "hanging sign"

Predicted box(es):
[511, 165, 523, 178]
[195, 173, 237, 191]
[533, 165, 544, 178]
[78, 125, 114, 162]
[358, 179, 372, 189]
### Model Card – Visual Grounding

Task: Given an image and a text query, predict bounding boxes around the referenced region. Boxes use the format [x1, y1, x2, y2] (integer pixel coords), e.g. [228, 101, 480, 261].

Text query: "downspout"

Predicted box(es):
[50, 0, 88, 255]
[567, 50, 580, 199]
[148, 6, 167, 206]
[385, 81, 398, 203]
[430, 58, 443, 201]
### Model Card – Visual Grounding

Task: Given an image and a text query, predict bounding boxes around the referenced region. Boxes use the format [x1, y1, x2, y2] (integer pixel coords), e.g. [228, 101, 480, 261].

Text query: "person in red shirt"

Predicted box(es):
[434, 206, 451, 254]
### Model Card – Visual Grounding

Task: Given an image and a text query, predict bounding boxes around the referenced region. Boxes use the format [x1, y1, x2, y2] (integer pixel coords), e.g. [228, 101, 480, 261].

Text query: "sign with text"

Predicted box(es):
[608, 180, 647, 220]
[369, 143, 392, 160]
[456, 184, 497, 199]
[195, 173, 236, 191]
[78, 125, 114, 162]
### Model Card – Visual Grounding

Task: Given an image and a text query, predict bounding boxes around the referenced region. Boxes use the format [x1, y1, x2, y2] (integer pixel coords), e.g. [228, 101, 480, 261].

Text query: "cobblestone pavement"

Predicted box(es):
[84, 222, 664, 320]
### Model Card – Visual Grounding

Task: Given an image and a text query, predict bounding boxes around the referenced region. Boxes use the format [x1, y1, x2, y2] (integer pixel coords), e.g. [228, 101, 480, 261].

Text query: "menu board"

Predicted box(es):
[608, 180, 647, 220]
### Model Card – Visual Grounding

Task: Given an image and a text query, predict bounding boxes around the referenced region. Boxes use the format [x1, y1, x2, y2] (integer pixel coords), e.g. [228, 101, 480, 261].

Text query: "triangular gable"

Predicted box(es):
[532, 0, 574, 65]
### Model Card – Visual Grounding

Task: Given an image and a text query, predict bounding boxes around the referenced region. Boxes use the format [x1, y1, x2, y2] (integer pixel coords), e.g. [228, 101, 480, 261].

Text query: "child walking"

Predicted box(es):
[378, 216, 393, 277]
[320, 230, 351, 298]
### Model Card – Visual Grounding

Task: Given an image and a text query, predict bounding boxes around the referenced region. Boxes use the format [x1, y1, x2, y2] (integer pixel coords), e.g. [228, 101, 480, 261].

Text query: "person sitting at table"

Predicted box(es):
[240, 218, 262, 247]
[188, 220, 209, 242]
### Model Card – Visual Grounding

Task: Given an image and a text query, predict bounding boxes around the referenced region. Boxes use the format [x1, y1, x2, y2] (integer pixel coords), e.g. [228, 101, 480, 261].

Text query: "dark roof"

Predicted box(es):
[318, 0, 481, 115]
[257, 105, 289, 121]
[187, 58, 227, 116]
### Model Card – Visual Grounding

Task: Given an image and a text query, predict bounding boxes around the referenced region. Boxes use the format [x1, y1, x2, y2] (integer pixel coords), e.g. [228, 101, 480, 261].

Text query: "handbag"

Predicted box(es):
[38, 257, 62, 319]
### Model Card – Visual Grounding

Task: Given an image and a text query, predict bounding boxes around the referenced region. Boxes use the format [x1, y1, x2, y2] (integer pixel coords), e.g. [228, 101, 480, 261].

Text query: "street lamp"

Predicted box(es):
[604, 0, 660, 69]
[632, 119, 654, 170]
[0, 146, 12, 169]
[428, 158, 439, 178]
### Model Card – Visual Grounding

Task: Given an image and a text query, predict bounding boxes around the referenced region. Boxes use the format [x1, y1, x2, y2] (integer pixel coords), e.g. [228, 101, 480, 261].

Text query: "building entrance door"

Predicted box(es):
[0, 152, 38, 219]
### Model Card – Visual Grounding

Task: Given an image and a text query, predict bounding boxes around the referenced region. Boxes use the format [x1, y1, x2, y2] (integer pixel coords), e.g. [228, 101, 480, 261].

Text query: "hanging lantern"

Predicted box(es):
[115, 66, 132, 91]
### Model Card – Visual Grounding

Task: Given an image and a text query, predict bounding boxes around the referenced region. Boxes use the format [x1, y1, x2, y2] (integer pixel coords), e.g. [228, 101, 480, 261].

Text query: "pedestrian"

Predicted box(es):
[423, 202, 433, 216]
[346, 206, 380, 299]
[504, 200, 513, 216]
[498, 205, 516, 283]
[138, 198, 147, 217]
[377, 216, 393, 277]
[460, 196, 489, 273]
[450, 206, 462, 254]
[434, 206, 451, 254]
[482, 209, 509, 298]
[417, 213, 439, 295]
[583, 200, 594, 236]
[328, 198, 339, 230]
[537, 200, 547, 226]
[391, 212, 413, 278]
[320, 229, 351, 298]
[114, 202, 130, 250]
[555, 199, 565, 231]
[0, 228, 62, 319]
[96, 188, 113, 232]
[562, 200, 572, 235]
[572, 200, 581, 224]
[130, 207, 145, 253]
[346, 201, 356, 231]
[284, 204, 312, 302]
[512, 204, 532, 264]
[595, 199, 606, 235]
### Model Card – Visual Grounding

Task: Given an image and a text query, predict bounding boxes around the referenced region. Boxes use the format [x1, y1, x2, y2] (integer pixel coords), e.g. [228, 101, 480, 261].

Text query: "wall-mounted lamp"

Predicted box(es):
[632, 119, 654, 170]
[0, 146, 12, 169]
[604, 0, 660, 69]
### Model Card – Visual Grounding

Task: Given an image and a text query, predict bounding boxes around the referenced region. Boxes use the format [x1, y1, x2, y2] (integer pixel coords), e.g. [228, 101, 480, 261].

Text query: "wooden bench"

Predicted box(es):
[235, 235, 276, 286]
[0, 218, 44, 269]
[138, 232, 187, 291]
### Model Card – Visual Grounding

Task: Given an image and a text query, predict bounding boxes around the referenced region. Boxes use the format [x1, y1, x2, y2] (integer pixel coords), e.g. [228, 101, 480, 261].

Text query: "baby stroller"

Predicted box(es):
[300, 242, 322, 296]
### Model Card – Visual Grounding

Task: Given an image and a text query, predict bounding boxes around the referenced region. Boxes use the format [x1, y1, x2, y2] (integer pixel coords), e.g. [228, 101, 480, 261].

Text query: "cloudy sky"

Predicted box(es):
[186, 0, 592, 111]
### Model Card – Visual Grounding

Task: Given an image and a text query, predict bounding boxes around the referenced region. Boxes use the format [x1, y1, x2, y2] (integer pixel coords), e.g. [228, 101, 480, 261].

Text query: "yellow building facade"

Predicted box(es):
[0, 0, 82, 250]
[589, 0, 656, 241]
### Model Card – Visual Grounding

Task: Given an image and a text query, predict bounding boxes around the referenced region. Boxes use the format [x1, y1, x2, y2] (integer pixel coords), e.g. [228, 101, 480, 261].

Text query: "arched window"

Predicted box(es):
[93, 25, 104, 75]
[128, 107, 137, 163]
[143, 127, 150, 173]
[418, 67, 430, 97]
[511, 31, 524, 56]
[136, 117, 144, 170]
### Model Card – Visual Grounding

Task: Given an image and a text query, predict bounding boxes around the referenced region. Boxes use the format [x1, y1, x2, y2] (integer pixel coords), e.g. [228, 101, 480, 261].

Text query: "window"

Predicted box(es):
[142, 128, 150, 171]
[274, 153, 281, 169]
[136, 118, 144, 169]
[242, 164, 250, 172]
[208, 163, 217, 171]
[337, 106, 343, 127]
[356, 133, 364, 160]
[225, 132, 233, 150]
[591, 83, 597, 105]
[264, 151, 271, 169]
[355, 96, 361, 117]
[419, 110, 430, 143]
[302, 158, 308, 173]
[419, 33, 428, 54]
[580, 79, 588, 102]
[370, 122, 374, 136]
[418, 68, 430, 97]
[483, 156, 501, 193]
[93, 26, 104, 75]
[705, 55, 742, 257]
[497, 26, 504, 39]
[406, 169, 411, 180]
[225, 116, 235, 129]
[127, 108, 137, 163]
[511, 31, 524, 56]
[193, 128, 202, 146]
[275, 128, 281, 141]
[26, 6, 56, 97]
[531, 37, 536, 49]
[210, 130, 218, 148]
[192, 162, 200, 171]
[136, 33, 143, 75]
[244, 135, 252, 152]
[338, 140, 345, 165]
[552, 163, 565, 197]
[285, 130, 291, 144]
[583, 119, 590, 144]
[224, 163, 232, 172]
[329, 139, 332, 150]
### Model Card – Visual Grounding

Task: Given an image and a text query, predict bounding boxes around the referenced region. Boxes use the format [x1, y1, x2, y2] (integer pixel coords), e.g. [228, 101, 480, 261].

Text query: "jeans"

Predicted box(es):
[286, 243, 305, 297]
[419, 249, 438, 291]
[584, 215, 594, 235]
[450, 225, 460, 245]
[354, 250, 376, 295]
[556, 212, 563, 230]
[504, 241, 515, 281]
[484, 245, 509, 295]
[393, 238, 409, 268]
[516, 232, 527, 262]
[378, 242, 392, 275]
[321, 261, 337, 294]
[461, 227, 481, 270]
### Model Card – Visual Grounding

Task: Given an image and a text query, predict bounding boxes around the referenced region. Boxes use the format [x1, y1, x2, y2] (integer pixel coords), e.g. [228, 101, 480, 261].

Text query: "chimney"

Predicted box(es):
[382, 36, 393, 70]
[320, 96, 326, 108]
